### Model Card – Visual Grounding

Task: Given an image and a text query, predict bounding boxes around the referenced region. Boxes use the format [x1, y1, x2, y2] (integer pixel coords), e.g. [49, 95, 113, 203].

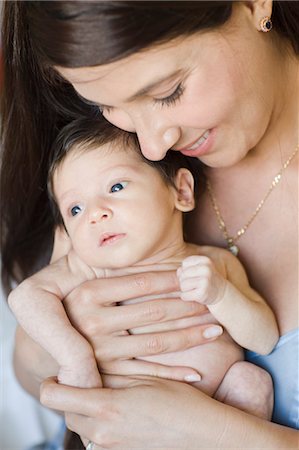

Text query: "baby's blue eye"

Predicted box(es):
[110, 181, 128, 193]
[70, 205, 82, 216]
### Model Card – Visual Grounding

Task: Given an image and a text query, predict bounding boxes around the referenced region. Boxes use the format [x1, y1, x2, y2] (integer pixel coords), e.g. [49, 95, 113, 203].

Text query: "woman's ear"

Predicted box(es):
[243, 0, 273, 30]
[173, 168, 195, 212]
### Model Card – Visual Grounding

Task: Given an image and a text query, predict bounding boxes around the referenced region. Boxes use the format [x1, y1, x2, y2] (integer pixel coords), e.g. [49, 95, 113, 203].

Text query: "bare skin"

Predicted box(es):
[13, 0, 298, 448]
[40, 375, 298, 450]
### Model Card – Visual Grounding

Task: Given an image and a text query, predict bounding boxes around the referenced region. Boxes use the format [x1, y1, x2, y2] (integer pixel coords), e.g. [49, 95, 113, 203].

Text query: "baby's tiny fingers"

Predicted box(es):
[181, 288, 205, 302]
[181, 255, 211, 268]
[181, 280, 208, 303]
[180, 277, 204, 292]
[179, 265, 212, 282]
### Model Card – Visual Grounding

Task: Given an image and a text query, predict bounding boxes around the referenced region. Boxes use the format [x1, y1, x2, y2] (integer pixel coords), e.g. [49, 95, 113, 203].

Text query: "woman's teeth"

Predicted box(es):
[188, 130, 210, 150]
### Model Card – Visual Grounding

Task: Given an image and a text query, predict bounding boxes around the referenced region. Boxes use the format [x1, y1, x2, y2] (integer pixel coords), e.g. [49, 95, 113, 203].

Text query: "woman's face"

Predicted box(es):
[58, 4, 276, 168]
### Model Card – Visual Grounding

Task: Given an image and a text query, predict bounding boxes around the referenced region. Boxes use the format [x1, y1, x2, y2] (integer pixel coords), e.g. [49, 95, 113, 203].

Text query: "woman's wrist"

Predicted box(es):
[188, 393, 298, 449]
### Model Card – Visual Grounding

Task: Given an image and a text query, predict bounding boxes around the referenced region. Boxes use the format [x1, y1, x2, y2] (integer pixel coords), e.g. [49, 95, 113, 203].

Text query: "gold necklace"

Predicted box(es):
[206, 144, 299, 256]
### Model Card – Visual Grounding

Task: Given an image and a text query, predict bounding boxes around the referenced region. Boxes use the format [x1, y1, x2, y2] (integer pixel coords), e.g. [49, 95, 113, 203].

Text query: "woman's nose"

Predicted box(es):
[105, 108, 181, 161]
[135, 123, 181, 161]
[89, 205, 112, 224]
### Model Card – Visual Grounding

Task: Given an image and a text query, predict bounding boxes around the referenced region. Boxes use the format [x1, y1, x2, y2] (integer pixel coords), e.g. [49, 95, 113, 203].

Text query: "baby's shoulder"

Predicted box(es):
[186, 243, 231, 260]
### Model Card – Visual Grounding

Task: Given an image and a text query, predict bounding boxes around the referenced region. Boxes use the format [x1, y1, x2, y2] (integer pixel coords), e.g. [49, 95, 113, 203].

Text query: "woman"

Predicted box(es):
[1, 1, 298, 448]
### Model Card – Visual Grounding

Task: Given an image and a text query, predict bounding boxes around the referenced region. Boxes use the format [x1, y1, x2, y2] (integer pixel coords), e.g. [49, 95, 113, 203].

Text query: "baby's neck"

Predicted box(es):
[93, 241, 200, 278]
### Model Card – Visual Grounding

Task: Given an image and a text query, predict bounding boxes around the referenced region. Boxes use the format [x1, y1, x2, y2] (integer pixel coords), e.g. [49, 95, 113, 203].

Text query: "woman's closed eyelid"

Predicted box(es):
[99, 81, 185, 113]
[154, 82, 185, 107]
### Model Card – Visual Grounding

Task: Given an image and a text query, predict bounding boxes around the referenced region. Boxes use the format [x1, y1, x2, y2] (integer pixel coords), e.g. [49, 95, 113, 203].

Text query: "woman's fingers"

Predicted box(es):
[66, 270, 179, 307]
[101, 359, 202, 383]
[95, 324, 223, 361]
[131, 309, 211, 334]
[63, 271, 223, 370]
[40, 377, 110, 415]
[40, 375, 148, 414]
[99, 299, 205, 332]
[66, 296, 206, 336]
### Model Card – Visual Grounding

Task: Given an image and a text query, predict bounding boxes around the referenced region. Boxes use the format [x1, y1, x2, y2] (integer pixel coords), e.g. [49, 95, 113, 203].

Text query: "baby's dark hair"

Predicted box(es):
[48, 117, 205, 226]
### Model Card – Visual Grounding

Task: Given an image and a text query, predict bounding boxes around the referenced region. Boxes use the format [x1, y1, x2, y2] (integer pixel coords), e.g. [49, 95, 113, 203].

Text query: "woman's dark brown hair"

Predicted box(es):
[1, 1, 298, 448]
[2, 1, 298, 293]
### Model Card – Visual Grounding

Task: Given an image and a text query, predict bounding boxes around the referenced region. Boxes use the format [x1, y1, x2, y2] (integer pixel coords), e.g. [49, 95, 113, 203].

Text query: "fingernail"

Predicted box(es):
[184, 373, 202, 382]
[203, 326, 223, 339]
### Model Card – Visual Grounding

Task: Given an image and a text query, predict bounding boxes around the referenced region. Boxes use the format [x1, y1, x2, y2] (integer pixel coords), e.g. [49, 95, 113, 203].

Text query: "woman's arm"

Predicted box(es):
[40, 376, 298, 449]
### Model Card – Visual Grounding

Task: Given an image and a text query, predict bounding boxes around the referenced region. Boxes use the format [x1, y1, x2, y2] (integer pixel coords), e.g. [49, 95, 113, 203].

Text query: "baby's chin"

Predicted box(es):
[80, 253, 139, 274]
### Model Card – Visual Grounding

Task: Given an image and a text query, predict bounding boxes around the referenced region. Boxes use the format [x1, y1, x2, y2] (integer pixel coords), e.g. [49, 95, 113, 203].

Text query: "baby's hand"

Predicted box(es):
[177, 256, 227, 306]
[58, 356, 102, 388]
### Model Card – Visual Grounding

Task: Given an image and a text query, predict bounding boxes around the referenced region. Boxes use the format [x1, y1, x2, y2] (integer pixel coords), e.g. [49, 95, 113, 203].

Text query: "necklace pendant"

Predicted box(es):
[227, 239, 239, 256]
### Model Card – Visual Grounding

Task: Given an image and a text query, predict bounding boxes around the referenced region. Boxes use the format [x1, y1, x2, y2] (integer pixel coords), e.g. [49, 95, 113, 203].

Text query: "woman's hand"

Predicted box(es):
[41, 376, 297, 450]
[41, 375, 215, 450]
[64, 271, 223, 382]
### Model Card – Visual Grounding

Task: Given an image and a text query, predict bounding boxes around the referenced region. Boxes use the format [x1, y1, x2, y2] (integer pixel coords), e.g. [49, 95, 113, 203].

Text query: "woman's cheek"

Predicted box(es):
[104, 109, 136, 133]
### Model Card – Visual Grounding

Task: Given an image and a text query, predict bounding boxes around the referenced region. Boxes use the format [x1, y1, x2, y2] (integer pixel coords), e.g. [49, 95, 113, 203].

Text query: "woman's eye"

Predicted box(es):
[70, 205, 82, 216]
[154, 83, 185, 107]
[110, 181, 128, 193]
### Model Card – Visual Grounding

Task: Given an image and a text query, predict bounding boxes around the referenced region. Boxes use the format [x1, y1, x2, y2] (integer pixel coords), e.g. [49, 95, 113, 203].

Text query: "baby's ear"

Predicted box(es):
[173, 168, 195, 212]
[50, 225, 72, 263]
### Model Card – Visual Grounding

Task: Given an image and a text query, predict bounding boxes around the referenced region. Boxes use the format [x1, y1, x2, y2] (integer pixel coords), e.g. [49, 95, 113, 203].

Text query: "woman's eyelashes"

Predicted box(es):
[98, 83, 185, 114]
[154, 83, 185, 107]
[110, 181, 128, 193]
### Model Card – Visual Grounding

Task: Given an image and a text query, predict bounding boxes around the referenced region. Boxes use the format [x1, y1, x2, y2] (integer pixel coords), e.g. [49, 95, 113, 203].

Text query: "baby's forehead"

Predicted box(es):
[53, 139, 146, 192]
[58, 138, 142, 170]
[71, 138, 142, 161]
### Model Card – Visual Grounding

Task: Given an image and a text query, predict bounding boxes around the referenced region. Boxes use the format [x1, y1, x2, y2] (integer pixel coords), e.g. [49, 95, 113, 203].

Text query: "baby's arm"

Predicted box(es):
[8, 252, 102, 388]
[177, 251, 279, 354]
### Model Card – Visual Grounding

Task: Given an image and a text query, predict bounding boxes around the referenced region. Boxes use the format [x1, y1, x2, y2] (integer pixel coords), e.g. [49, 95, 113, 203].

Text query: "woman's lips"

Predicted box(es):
[99, 233, 126, 247]
[175, 129, 214, 157]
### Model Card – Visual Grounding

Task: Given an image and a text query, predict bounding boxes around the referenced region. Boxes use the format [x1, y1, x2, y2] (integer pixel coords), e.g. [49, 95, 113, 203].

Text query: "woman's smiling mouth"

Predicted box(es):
[175, 130, 214, 157]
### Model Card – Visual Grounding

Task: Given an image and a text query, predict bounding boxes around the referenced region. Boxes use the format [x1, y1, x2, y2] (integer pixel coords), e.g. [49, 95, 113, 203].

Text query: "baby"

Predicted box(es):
[9, 118, 278, 419]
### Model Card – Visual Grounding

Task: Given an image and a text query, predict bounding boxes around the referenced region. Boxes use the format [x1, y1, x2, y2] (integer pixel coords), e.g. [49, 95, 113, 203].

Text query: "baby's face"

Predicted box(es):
[53, 143, 184, 268]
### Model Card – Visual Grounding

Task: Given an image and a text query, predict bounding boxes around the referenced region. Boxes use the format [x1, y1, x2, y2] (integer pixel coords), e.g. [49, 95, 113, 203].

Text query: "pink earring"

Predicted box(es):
[260, 16, 273, 32]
